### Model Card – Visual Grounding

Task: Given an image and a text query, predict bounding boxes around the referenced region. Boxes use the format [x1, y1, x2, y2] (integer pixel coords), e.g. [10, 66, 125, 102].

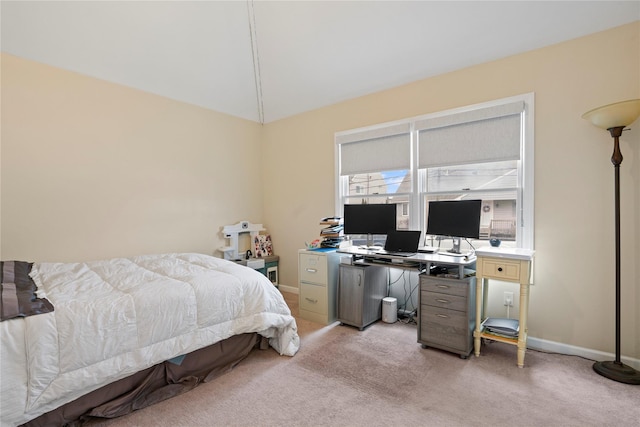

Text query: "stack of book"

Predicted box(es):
[319, 216, 344, 248]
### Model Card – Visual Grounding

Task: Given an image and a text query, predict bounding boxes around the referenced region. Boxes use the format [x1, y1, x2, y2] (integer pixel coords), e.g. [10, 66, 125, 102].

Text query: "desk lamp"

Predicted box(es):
[582, 99, 640, 385]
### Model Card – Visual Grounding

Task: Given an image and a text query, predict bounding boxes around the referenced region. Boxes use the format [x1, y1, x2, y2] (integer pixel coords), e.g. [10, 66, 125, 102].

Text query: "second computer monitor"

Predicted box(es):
[426, 199, 482, 253]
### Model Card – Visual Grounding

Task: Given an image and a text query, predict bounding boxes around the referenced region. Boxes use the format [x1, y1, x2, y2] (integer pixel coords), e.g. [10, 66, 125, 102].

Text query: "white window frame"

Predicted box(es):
[335, 93, 534, 250]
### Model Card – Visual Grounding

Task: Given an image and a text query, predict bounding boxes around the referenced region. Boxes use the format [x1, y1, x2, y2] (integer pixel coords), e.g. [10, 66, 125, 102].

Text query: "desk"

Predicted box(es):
[473, 247, 535, 367]
[336, 246, 476, 276]
[338, 247, 477, 356]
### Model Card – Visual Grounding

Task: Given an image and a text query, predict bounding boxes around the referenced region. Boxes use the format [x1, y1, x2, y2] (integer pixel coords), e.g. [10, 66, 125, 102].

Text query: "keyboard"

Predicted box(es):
[375, 251, 416, 257]
[417, 246, 438, 254]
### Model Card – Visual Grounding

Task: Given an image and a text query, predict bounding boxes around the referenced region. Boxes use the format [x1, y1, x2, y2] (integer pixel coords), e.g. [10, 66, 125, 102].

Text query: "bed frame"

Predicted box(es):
[22, 333, 266, 426]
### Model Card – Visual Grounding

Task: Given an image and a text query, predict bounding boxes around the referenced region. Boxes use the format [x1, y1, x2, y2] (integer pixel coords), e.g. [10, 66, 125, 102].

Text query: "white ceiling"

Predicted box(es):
[2, 1, 639, 123]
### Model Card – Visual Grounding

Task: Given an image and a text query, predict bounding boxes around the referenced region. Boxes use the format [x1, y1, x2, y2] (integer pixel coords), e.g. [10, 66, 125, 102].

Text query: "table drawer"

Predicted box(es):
[480, 258, 521, 281]
[300, 282, 328, 315]
[421, 290, 467, 312]
[421, 276, 468, 297]
[299, 253, 328, 284]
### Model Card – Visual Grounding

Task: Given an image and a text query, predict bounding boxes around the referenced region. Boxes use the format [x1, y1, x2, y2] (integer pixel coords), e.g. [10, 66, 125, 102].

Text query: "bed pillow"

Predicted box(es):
[1, 260, 54, 321]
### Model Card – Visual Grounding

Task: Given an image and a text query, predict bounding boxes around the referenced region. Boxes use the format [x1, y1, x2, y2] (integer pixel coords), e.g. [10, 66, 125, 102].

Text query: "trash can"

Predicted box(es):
[382, 297, 397, 323]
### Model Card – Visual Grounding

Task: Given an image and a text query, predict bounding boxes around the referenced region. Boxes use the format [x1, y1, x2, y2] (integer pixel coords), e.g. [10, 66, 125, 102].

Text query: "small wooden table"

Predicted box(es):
[473, 247, 534, 367]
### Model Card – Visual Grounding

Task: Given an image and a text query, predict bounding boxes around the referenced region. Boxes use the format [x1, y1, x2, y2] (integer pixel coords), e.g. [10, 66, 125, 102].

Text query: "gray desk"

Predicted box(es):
[337, 246, 478, 357]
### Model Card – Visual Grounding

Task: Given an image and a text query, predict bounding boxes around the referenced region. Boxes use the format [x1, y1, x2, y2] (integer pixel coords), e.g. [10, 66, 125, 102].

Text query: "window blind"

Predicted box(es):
[338, 123, 411, 176]
[417, 101, 524, 168]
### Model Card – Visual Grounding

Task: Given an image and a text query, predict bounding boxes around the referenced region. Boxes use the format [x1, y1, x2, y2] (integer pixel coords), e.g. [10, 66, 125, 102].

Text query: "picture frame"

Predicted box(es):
[253, 234, 273, 257]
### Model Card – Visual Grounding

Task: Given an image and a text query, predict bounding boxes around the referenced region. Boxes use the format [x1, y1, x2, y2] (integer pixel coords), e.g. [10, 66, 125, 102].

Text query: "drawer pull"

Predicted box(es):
[498, 267, 503, 272]
[306, 268, 317, 273]
[436, 285, 450, 289]
[435, 298, 450, 304]
[305, 297, 318, 304]
[436, 314, 449, 319]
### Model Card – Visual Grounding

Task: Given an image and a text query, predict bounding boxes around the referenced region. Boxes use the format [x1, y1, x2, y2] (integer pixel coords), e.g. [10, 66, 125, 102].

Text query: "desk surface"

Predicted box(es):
[337, 246, 477, 266]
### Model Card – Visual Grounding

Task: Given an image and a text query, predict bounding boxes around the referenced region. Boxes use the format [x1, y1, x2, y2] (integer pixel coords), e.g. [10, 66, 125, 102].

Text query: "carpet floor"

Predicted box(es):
[93, 292, 640, 427]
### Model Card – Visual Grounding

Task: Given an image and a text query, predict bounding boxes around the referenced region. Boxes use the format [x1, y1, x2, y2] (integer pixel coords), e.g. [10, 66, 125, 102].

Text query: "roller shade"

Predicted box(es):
[417, 101, 524, 168]
[338, 123, 411, 175]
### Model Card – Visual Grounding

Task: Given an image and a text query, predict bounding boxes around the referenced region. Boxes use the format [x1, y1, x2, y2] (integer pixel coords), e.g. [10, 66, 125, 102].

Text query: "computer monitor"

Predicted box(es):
[426, 200, 482, 254]
[343, 203, 396, 248]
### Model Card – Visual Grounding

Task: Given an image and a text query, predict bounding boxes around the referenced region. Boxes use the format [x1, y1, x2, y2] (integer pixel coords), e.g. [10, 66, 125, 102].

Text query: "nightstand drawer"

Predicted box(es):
[300, 282, 328, 315]
[421, 276, 468, 297]
[479, 258, 521, 281]
[421, 291, 467, 312]
[299, 254, 328, 284]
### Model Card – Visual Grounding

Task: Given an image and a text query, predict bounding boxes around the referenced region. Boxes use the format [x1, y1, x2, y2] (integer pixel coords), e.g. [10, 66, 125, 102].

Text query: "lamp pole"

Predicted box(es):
[583, 99, 640, 385]
[609, 126, 623, 366]
[590, 125, 640, 384]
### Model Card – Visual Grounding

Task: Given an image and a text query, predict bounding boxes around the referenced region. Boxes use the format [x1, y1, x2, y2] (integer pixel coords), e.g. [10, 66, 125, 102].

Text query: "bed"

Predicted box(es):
[0, 253, 300, 426]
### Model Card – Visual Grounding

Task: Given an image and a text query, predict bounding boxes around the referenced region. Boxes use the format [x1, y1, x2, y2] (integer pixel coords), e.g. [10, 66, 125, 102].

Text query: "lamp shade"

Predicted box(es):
[582, 99, 640, 130]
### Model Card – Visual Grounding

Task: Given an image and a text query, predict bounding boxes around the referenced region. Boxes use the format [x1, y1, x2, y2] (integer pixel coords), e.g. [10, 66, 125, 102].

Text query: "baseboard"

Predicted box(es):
[278, 284, 299, 294]
[276, 284, 639, 370]
[527, 336, 640, 370]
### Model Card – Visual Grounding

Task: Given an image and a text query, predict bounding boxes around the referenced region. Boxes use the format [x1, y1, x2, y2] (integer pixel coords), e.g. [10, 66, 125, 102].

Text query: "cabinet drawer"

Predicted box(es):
[421, 291, 467, 312]
[300, 282, 328, 315]
[421, 305, 467, 329]
[420, 307, 469, 350]
[480, 259, 521, 281]
[299, 254, 328, 284]
[421, 276, 468, 297]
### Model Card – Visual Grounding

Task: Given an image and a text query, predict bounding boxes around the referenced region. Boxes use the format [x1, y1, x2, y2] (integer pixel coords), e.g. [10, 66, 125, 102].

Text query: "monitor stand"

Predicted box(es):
[440, 237, 465, 257]
[359, 234, 381, 251]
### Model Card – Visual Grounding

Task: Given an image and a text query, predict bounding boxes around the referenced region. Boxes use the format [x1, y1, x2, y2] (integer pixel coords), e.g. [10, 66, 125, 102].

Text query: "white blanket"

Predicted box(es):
[0, 253, 299, 426]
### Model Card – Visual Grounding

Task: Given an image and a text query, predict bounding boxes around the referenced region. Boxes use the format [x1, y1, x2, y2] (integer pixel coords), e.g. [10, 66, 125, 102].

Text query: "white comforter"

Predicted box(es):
[0, 253, 299, 426]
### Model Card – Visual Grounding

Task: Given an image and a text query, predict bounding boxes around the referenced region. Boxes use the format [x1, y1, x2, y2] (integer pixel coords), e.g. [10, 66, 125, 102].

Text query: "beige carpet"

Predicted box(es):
[95, 292, 639, 427]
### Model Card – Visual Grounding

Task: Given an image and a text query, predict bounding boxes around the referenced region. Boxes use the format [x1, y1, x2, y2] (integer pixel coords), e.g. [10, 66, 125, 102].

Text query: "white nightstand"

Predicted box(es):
[473, 247, 535, 367]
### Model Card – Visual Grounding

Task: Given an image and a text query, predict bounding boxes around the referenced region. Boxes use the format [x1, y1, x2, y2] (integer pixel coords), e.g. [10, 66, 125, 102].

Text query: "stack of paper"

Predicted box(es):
[482, 317, 519, 338]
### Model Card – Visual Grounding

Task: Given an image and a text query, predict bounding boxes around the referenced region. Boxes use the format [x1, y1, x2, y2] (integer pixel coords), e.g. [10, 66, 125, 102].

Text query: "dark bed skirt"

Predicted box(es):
[22, 333, 265, 427]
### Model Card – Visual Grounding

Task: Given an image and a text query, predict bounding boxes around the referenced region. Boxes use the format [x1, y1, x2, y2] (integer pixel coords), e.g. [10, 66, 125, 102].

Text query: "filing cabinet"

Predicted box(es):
[298, 249, 340, 324]
[419, 273, 476, 358]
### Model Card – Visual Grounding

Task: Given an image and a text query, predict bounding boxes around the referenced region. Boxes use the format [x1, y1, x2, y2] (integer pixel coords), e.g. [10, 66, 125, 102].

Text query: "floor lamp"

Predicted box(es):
[582, 99, 640, 385]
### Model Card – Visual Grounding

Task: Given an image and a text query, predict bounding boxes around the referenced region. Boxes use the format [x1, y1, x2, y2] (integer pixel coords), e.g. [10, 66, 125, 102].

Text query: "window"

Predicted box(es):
[337, 123, 413, 241]
[335, 94, 534, 250]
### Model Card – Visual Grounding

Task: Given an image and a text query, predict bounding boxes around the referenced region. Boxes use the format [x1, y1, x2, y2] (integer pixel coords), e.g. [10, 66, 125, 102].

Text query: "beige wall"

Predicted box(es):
[1, 54, 264, 262]
[263, 22, 640, 359]
[1, 22, 639, 360]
